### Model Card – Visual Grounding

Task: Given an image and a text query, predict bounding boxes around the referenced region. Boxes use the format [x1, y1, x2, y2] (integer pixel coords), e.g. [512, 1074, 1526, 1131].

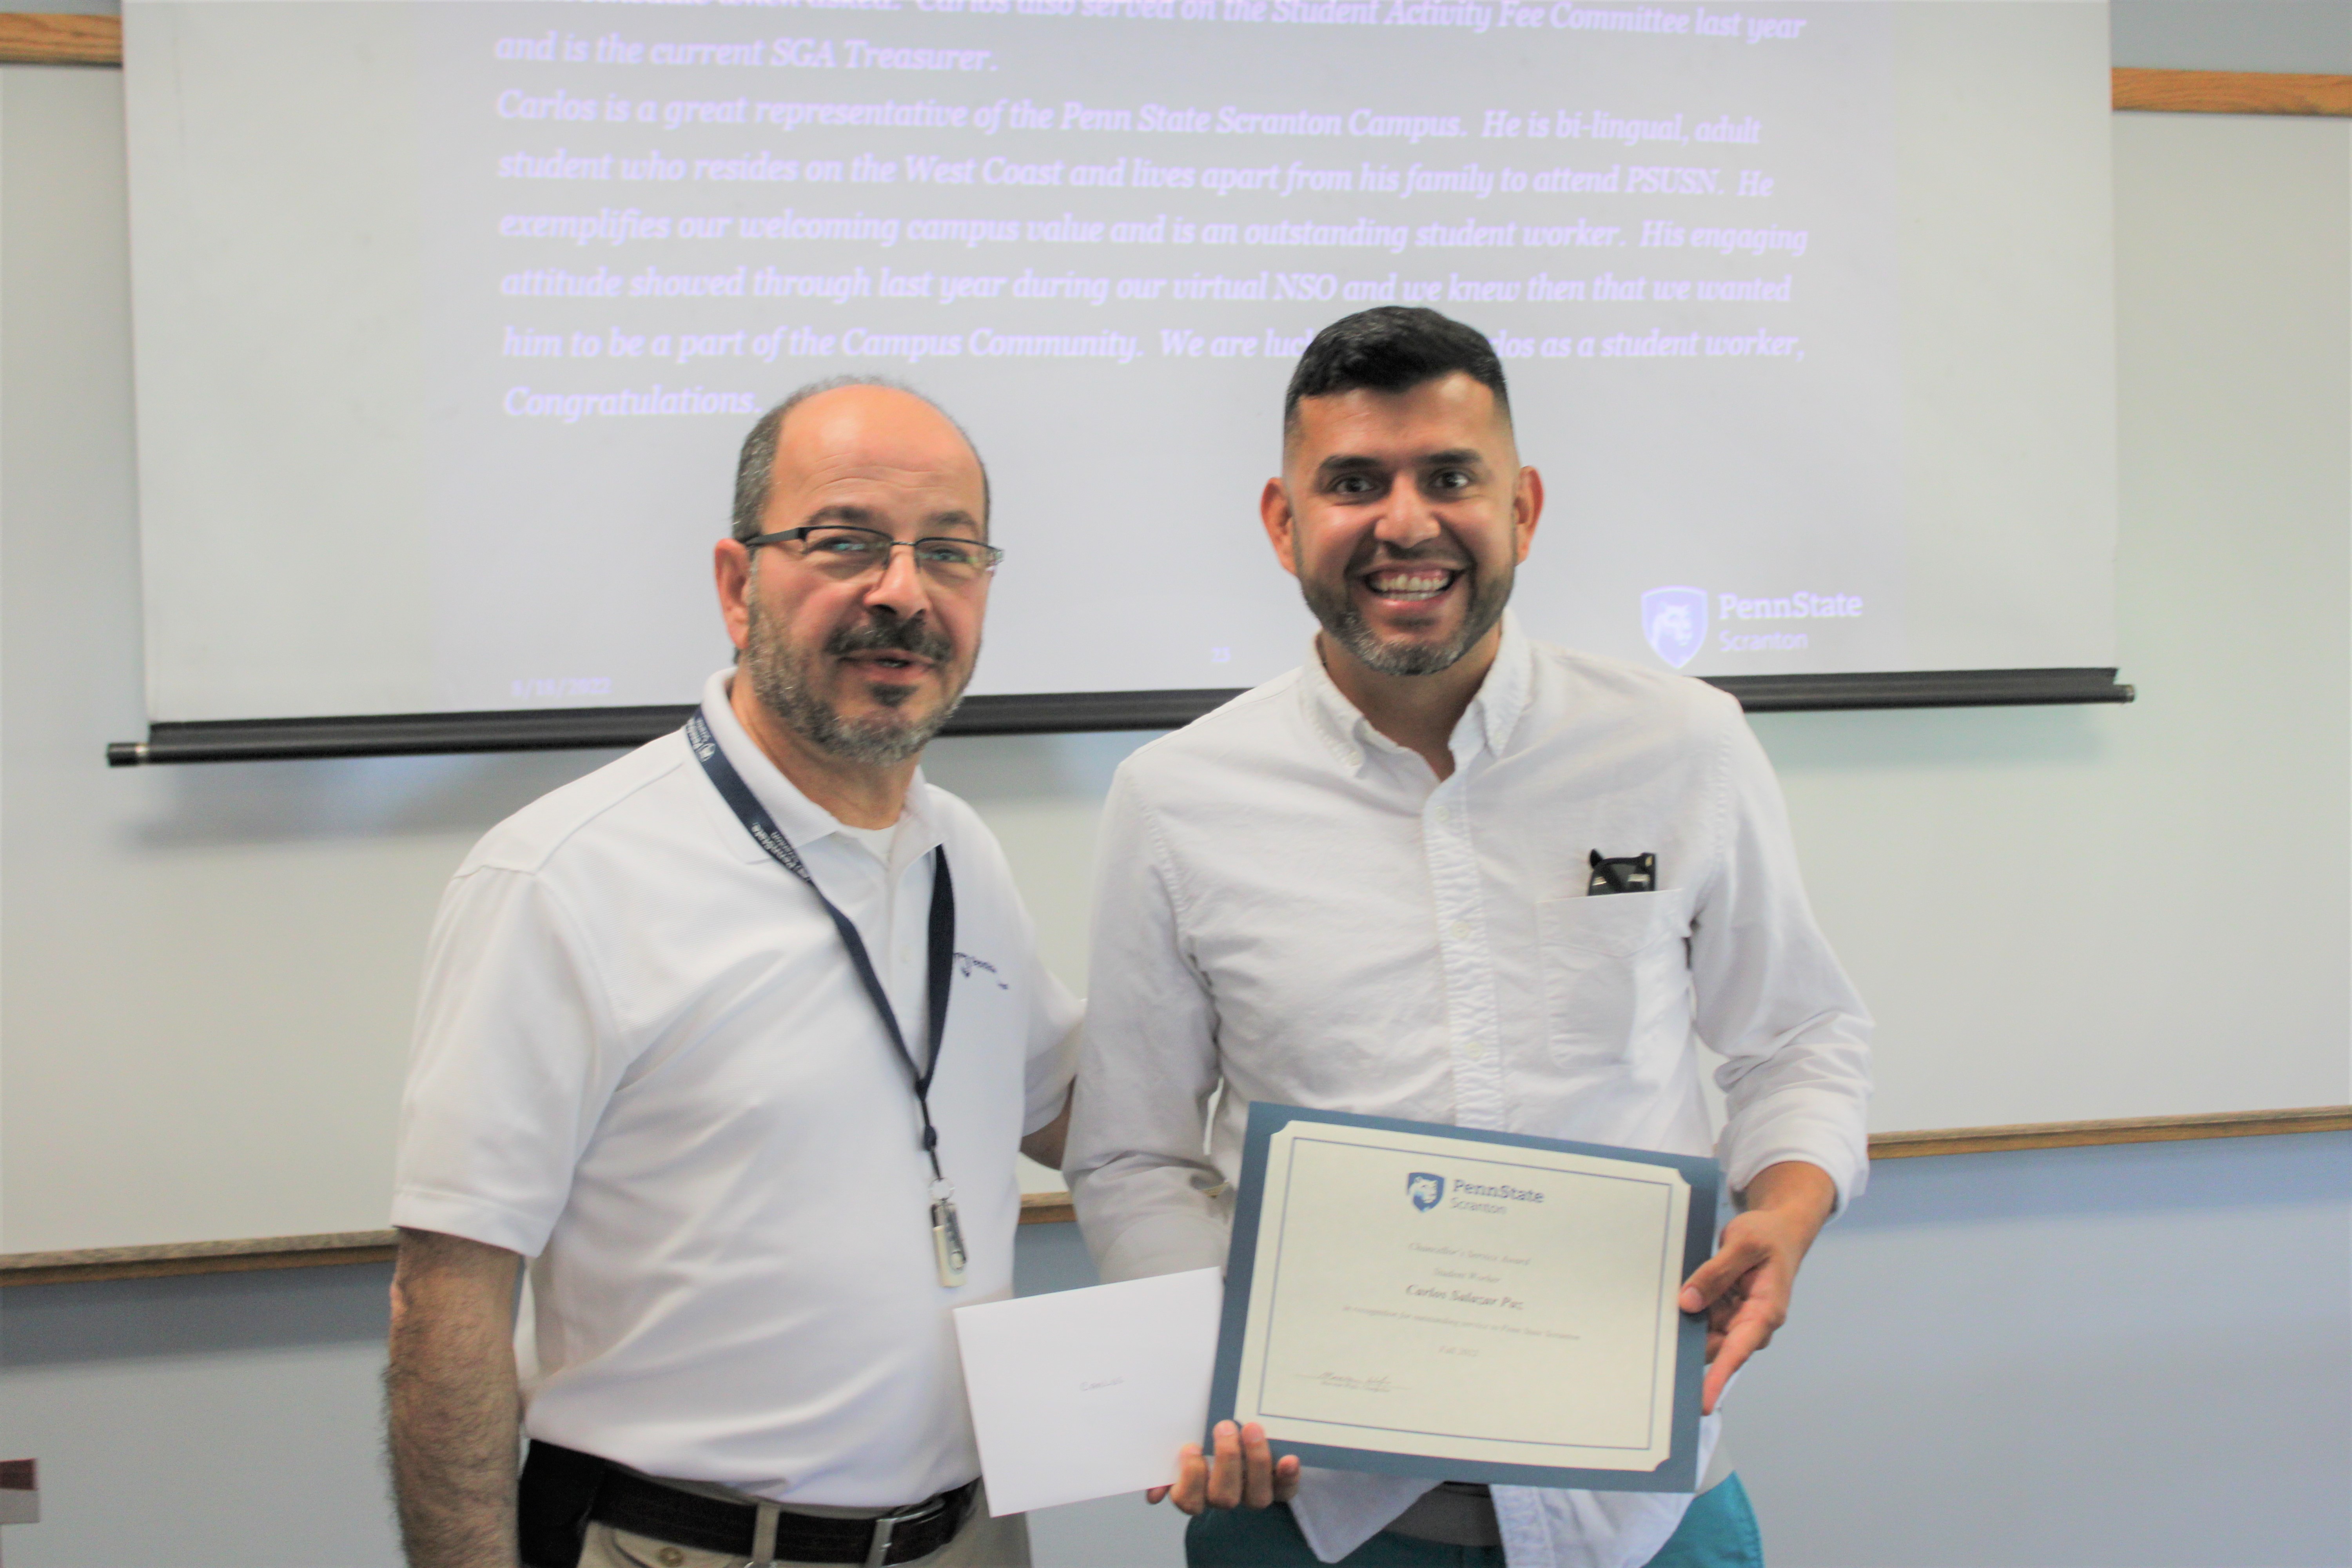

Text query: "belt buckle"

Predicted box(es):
[862, 1497, 936, 1568]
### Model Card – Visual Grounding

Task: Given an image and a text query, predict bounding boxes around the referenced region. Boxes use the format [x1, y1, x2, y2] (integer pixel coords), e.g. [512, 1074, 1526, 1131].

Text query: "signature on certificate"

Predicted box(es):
[1301, 1372, 1397, 1393]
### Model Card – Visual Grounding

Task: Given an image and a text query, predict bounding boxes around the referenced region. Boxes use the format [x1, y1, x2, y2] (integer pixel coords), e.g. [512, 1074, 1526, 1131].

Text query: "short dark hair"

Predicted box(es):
[1282, 307, 1511, 439]
[730, 376, 991, 543]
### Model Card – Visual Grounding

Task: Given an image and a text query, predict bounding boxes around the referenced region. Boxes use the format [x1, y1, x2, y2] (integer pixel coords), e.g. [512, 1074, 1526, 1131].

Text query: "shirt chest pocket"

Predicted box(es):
[1535, 888, 1693, 1065]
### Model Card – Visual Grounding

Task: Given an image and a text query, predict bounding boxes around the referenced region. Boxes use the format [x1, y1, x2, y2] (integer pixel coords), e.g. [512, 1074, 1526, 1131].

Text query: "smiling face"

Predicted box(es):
[716, 385, 989, 766]
[1263, 372, 1540, 680]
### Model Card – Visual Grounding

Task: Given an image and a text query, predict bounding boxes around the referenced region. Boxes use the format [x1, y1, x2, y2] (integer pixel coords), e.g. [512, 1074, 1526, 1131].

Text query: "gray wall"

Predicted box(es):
[5, 6, 2350, 1566]
[2112, 0, 2352, 71]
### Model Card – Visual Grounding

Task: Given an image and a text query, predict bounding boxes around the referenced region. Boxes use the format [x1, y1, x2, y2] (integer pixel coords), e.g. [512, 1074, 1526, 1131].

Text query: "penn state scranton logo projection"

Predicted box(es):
[1641, 586, 1708, 670]
[1407, 1173, 1446, 1212]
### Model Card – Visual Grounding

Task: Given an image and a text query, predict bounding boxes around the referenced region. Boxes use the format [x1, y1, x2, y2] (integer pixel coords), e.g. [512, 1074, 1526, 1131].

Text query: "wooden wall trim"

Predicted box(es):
[1866, 1103, 2352, 1159]
[0, 1229, 398, 1287]
[0, 12, 118, 66]
[2114, 67, 2352, 116]
[1018, 1190, 1076, 1227]
[4, 1109, 2340, 1286]
[0, 1194, 1079, 1286]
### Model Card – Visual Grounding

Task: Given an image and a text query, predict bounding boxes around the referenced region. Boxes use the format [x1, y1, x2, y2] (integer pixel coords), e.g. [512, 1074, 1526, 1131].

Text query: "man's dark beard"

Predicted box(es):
[744, 599, 966, 766]
[1300, 549, 1512, 677]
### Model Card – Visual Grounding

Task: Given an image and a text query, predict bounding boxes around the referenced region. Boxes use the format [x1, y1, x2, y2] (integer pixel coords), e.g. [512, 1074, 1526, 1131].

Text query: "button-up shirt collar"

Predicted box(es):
[1298, 613, 1535, 780]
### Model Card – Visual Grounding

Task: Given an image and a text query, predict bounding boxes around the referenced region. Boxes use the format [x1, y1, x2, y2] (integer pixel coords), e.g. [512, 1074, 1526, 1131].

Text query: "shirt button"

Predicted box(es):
[657, 1548, 686, 1567]
[1447, 920, 1470, 940]
[1434, 804, 1453, 825]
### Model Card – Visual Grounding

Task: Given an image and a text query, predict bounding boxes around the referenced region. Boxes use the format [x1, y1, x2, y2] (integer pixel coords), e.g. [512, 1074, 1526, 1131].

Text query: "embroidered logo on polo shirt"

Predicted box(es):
[954, 952, 1008, 989]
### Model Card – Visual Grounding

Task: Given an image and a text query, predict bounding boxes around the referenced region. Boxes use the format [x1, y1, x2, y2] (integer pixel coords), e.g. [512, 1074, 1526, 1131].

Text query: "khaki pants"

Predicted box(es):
[577, 1483, 1030, 1568]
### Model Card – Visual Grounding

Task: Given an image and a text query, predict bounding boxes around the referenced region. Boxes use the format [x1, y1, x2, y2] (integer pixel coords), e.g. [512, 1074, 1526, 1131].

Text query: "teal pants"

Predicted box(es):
[1185, 1475, 1762, 1568]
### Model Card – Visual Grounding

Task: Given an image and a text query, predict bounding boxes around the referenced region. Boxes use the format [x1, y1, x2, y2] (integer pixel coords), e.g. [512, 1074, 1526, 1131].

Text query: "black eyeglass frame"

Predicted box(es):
[742, 524, 1005, 576]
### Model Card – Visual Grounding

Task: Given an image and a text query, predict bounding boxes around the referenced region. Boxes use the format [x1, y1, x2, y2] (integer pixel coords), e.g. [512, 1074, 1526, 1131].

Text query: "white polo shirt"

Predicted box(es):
[393, 671, 1079, 1507]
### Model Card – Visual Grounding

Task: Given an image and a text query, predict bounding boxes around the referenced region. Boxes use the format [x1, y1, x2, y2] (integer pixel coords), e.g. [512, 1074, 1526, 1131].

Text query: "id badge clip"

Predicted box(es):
[931, 1181, 968, 1288]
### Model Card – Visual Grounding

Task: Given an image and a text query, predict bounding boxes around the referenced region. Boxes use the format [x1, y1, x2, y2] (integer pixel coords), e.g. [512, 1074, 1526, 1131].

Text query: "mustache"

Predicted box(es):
[827, 615, 955, 664]
[1351, 540, 1473, 573]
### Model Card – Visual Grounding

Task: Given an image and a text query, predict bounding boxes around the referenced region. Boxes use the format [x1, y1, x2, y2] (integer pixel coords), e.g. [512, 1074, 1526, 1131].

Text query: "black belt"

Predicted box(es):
[519, 1439, 978, 1567]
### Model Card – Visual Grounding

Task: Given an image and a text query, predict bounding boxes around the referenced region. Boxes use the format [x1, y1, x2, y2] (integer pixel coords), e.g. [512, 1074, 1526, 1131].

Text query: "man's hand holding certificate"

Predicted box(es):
[1679, 1158, 1841, 1415]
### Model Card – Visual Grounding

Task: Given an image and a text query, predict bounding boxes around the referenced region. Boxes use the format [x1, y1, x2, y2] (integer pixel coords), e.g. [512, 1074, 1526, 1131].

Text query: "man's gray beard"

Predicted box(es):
[1301, 566, 1512, 677]
[742, 599, 965, 767]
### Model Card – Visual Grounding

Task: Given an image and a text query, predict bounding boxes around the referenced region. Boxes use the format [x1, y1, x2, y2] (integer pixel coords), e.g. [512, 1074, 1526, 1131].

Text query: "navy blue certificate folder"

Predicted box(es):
[1208, 1102, 1721, 1493]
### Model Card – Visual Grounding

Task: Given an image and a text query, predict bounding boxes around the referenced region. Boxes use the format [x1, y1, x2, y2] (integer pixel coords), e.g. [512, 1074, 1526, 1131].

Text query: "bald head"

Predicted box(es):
[731, 378, 989, 544]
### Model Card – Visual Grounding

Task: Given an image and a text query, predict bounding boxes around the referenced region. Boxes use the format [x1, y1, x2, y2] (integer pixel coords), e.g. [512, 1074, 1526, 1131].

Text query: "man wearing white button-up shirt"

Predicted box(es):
[1066, 309, 1871, 1568]
[387, 381, 1077, 1568]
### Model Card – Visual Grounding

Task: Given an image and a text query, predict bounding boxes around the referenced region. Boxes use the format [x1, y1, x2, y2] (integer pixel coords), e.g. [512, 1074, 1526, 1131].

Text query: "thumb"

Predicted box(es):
[1679, 1239, 1756, 1313]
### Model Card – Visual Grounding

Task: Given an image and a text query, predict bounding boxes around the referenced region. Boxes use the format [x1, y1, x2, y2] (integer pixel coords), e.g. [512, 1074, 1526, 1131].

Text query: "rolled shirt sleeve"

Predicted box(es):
[1065, 767, 1231, 1283]
[1691, 704, 1874, 1209]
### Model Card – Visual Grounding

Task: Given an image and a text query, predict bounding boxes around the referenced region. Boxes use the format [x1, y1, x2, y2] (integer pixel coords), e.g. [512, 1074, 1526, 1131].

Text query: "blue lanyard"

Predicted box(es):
[684, 710, 957, 1184]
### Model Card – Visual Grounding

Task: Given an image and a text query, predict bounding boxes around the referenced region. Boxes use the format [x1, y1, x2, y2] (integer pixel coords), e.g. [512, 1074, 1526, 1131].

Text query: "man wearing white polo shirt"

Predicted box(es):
[387, 379, 1076, 1568]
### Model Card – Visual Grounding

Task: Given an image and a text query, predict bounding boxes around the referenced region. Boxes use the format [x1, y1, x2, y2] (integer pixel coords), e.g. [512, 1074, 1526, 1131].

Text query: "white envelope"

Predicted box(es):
[953, 1268, 1225, 1517]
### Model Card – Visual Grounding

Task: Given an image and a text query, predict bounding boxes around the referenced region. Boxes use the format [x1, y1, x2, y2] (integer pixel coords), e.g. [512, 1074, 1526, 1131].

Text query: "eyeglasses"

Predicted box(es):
[745, 524, 1003, 588]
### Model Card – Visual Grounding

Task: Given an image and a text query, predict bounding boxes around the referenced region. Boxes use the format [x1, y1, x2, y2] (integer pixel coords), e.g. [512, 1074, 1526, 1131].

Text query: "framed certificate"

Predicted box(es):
[1210, 1103, 1720, 1492]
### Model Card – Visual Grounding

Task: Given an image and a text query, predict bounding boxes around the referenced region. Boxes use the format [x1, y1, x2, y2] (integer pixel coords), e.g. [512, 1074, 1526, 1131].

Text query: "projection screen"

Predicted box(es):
[117, 0, 2122, 753]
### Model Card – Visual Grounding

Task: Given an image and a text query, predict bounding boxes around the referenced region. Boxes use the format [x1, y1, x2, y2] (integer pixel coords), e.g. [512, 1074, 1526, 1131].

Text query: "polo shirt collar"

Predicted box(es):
[1297, 611, 1535, 775]
[693, 669, 941, 866]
